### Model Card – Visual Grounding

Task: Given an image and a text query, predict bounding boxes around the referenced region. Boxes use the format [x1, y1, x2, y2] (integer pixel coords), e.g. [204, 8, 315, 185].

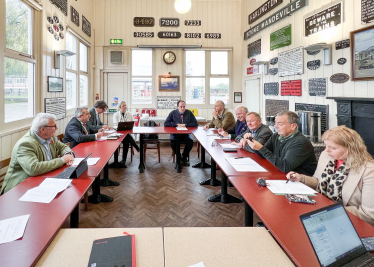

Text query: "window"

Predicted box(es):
[132, 50, 152, 105]
[185, 50, 230, 106]
[4, 0, 35, 123]
[66, 31, 88, 109]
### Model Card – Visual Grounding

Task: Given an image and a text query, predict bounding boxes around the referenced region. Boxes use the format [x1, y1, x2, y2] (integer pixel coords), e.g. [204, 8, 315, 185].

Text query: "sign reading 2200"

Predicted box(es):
[160, 18, 180, 27]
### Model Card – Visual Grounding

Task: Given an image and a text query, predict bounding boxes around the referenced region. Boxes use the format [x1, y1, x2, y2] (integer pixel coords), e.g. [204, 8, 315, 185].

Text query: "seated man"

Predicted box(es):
[87, 100, 110, 132]
[203, 100, 235, 131]
[63, 106, 104, 148]
[1, 113, 74, 194]
[165, 100, 198, 169]
[234, 112, 273, 152]
[218, 105, 248, 139]
[247, 111, 317, 176]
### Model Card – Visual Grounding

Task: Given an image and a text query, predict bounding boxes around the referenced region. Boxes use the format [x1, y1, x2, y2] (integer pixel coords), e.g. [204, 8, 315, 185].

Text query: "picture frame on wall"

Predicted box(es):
[350, 25, 374, 81]
[47, 76, 63, 92]
[234, 92, 242, 103]
[159, 76, 180, 91]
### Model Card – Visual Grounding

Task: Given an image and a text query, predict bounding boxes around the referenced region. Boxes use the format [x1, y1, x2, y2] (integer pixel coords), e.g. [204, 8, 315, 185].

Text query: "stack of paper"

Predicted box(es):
[211, 136, 230, 140]
[266, 180, 317, 195]
[19, 178, 72, 203]
[0, 214, 30, 244]
[226, 157, 268, 172]
[220, 143, 241, 148]
[176, 126, 188, 130]
[72, 157, 100, 166]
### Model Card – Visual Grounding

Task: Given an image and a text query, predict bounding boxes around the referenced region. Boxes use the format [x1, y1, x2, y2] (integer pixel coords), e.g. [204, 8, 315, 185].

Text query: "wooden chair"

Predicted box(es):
[117, 144, 135, 162]
[197, 121, 209, 158]
[143, 123, 160, 163]
[57, 133, 64, 142]
[0, 158, 11, 192]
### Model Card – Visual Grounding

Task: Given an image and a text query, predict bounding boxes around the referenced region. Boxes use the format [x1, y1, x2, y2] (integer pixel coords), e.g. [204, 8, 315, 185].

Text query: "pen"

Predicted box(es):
[286, 174, 294, 184]
[234, 157, 244, 159]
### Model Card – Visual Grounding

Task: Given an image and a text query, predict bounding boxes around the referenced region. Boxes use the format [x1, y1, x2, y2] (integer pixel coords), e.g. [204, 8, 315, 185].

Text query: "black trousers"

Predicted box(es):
[171, 134, 193, 159]
[121, 135, 131, 161]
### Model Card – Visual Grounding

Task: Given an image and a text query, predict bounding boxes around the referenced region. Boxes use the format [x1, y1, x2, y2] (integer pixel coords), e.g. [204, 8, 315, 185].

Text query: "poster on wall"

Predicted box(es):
[157, 96, 181, 109]
[45, 98, 66, 120]
[270, 25, 291, 51]
[362, 0, 374, 23]
[278, 47, 304, 77]
[309, 78, 327, 96]
[305, 2, 342, 37]
[248, 39, 261, 58]
[281, 80, 302, 96]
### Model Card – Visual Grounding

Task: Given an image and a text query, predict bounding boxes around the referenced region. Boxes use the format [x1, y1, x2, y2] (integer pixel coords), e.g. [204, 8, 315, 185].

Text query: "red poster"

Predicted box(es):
[247, 67, 254, 74]
[247, 66, 259, 75]
[281, 80, 302, 96]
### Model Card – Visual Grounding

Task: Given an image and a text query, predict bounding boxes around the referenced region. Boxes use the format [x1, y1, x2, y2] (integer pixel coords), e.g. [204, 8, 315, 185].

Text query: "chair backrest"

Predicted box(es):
[0, 158, 11, 190]
[144, 121, 159, 140]
[57, 133, 64, 142]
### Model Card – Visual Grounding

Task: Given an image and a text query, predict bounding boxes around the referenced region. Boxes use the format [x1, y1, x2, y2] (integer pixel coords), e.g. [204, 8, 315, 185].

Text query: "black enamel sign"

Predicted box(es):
[307, 60, 321, 70]
[248, 0, 283, 24]
[305, 3, 342, 37]
[270, 57, 278, 65]
[269, 68, 278, 75]
[362, 0, 374, 23]
[337, 58, 347, 65]
[134, 17, 155, 27]
[158, 32, 181, 38]
[336, 39, 350, 50]
[309, 78, 327, 96]
[264, 83, 279, 95]
[247, 39, 261, 58]
[307, 50, 320, 56]
[330, 73, 350, 83]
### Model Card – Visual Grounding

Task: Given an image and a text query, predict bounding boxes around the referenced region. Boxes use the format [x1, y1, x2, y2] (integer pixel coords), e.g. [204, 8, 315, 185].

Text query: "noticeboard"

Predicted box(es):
[278, 47, 304, 77]
[281, 80, 302, 96]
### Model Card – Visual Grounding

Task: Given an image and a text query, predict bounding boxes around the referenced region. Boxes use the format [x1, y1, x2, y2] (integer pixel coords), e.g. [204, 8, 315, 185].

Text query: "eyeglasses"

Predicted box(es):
[44, 125, 57, 129]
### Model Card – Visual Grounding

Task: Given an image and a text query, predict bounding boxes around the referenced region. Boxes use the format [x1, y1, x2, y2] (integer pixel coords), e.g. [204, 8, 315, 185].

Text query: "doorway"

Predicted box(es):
[244, 75, 262, 116]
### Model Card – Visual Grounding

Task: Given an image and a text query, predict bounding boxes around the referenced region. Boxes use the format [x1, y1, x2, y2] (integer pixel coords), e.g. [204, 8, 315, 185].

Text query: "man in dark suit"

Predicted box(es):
[63, 106, 104, 148]
[217, 105, 248, 139]
[87, 101, 109, 132]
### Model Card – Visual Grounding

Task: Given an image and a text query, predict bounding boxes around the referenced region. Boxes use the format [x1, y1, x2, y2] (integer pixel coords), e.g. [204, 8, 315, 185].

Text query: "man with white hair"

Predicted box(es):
[217, 105, 248, 139]
[0, 113, 74, 194]
[203, 100, 236, 131]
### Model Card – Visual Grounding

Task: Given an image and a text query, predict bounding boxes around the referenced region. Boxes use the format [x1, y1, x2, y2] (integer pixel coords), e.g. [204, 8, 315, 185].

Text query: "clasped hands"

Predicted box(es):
[231, 133, 263, 150]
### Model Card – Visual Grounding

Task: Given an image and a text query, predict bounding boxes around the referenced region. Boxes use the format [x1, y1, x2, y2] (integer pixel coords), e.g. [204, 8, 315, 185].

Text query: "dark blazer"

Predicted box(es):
[165, 109, 198, 140]
[235, 124, 273, 153]
[63, 117, 97, 148]
[87, 107, 104, 132]
[226, 120, 248, 139]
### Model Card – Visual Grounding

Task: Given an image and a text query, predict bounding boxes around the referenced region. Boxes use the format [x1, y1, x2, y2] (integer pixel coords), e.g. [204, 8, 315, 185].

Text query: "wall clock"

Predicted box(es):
[163, 51, 176, 64]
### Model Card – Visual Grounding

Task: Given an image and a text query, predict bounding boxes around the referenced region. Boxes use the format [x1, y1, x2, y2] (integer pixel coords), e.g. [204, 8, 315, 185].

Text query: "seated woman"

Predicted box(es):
[113, 101, 139, 168]
[287, 126, 374, 226]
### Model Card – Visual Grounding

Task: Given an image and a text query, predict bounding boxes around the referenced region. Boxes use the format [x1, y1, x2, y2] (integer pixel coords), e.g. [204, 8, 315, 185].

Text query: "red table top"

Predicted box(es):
[229, 175, 374, 267]
[0, 176, 94, 267]
[131, 126, 196, 135]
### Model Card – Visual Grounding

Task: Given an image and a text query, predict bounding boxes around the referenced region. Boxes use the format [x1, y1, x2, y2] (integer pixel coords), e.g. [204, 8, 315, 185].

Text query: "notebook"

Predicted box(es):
[300, 203, 374, 267]
[117, 121, 135, 131]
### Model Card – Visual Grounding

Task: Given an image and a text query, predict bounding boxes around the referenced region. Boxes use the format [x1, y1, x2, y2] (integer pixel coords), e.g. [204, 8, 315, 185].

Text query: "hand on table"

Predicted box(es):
[235, 139, 246, 148]
[62, 154, 74, 166]
[97, 131, 103, 139]
[286, 171, 302, 182]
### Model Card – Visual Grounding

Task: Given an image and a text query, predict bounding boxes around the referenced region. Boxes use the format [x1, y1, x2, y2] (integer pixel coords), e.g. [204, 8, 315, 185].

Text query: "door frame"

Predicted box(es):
[101, 70, 130, 106]
[243, 74, 263, 118]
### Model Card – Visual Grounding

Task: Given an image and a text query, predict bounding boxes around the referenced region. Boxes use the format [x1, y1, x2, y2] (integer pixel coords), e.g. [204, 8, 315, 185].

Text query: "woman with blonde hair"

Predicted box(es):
[113, 101, 139, 168]
[287, 125, 374, 226]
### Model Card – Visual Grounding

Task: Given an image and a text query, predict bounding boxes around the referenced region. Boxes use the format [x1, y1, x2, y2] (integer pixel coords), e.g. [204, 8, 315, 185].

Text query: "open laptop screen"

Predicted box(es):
[300, 204, 364, 267]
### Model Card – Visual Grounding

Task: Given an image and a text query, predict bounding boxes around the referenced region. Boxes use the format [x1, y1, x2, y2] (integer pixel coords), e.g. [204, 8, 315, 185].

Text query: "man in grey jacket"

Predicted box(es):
[87, 101, 109, 132]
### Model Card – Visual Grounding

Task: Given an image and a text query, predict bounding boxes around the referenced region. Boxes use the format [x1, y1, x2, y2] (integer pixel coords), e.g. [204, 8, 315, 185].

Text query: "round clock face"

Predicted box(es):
[163, 51, 176, 64]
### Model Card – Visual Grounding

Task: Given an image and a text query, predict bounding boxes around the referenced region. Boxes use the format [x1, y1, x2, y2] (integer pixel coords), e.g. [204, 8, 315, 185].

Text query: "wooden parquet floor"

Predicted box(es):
[73, 142, 260, 228]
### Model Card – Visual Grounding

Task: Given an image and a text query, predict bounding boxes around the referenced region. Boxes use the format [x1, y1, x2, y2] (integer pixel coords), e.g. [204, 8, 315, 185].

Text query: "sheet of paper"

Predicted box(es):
[211, 136, 230, 140]
[104, 130, 115, 133]
[266, 180, 317, 195]
[38, 178, 72, 193]
[19, 188, 58, 203]
[0, 214, 30, 245]
[98, 136, 107, 140]
[206, 133, 219, 136]
[231, 164, 268, 172]
[72, 157, 101, 166]
[226, 157, 258, 165]
[188, 262, 206, 267]
[220, 143, 241, 148]
[176, 127, 188, 130]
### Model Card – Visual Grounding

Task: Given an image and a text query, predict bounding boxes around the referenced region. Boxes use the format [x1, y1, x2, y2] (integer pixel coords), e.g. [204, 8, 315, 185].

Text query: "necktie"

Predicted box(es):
[181, 114, 184, 124]
[82, 124, 88, 135]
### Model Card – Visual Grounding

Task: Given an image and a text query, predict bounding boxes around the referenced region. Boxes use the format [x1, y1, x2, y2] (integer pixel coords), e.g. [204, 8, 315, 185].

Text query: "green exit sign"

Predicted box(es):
[110, 39, 122, 44]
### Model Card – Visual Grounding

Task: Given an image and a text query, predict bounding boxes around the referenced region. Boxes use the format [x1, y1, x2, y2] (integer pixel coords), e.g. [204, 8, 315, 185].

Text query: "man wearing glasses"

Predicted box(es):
[0, 113, 74, 194]
[87, 100, 110, 131]
[246, 111, 317, 176]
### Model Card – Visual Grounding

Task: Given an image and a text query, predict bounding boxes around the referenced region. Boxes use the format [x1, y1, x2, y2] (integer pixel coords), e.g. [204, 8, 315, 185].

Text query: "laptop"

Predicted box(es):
[300, 203, 374, 267]
[56, 153, 92, 179]
[116, 121, 135, 131]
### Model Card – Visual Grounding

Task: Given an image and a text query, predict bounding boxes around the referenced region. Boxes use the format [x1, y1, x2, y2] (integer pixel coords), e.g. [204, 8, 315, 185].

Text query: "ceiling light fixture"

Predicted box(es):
[174, 0, 191, 14]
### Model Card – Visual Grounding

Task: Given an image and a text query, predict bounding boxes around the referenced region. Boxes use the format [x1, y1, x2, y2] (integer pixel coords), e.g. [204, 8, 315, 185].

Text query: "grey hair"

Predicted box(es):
[216, 100, 225, 108]
[75, 106, 89, 118]
[31, 113, 57, 133]
[276, 111, 299, 125]
[117, 101, 126, 111]
[235, 105, 248, 114]
[246, 112, 261, 120]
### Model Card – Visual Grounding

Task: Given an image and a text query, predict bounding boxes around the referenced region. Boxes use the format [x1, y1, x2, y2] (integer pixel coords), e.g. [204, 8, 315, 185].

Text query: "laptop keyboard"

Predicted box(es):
[55, 167, 75, 179]
[357, 256, 374, 267]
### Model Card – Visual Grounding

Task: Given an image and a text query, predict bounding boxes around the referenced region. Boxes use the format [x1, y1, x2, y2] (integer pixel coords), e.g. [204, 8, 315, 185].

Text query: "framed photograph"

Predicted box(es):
[350, 25, 374, 81]
[48, 76, 63, 92]
[234, 92, 242, 103]
[159, 76, 180, 91]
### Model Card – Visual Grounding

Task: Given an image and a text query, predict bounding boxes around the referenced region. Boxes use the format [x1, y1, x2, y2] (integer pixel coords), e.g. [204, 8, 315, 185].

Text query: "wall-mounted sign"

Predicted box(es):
[82, 15, 91, 37]
[307, 50, 320, 55]
[244, 0, 307, 40]
[335, 39, 350, 50]
[295, 103, 328, 132]
[158, 32, 181, 38]
[59, 24, 64, 31]
[157, 96, 181, 109]
[247, 66, 259, 75]
[337, 58, 347, 65]
[307, 60, 321, 70]
[309, 78, 327, 96]
[59, 32, 64, 39]
[134, 32, 154, 38]
[250, 59, 256, 65]
[248, 0, 283, 24]
[330, 73, 350, 83]
[270, 24, 291, 51]
[71, 6, 79, 26]
[269, 68, 278, 75]
[47, 16, 54, 24]
[305, 2, 342, 37]
[50, 0, 67, 16]
[264, 83, 279, 95]
[185, 33, 201, 38]
[248, 39, 261, 58]
[185, 20, 201, 26]
[45, 97, 66, 120]
[205, 33, 221, 38]
[270, 57, 278, 65]
[160, 18, 180, 27]
[265, 99, 289, 117]
[110, 39, 123, 44]
[134, 17, 155, 27]
[48, 26, 54, 34]
[278, 47, 304, 77]
[362, 0, 374, 23]
[281, 80, 302, 96]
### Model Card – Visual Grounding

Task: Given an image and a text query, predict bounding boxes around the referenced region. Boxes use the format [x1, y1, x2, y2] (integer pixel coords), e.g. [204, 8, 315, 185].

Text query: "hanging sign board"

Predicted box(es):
[281, 80, 302, 96]
[244, 0, 307, 40]
[247, 39, 261, 58]
[362, 0, 374, 23]
[305, 2, 342, 37]
[270, 25, 292, 51]
[157, 96, 181, 109]
[278, 47, 304, 77]
[307, 60, 321, 70]
[309, 78, 327, 96]
[82, 15, 91, 37]
[264, 83, 279, 95]
[335, 39, 350, 50]
[45, 97, 66, 120]
[248, 0, 283, 24]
